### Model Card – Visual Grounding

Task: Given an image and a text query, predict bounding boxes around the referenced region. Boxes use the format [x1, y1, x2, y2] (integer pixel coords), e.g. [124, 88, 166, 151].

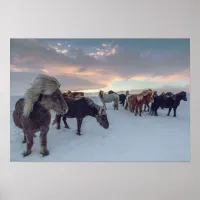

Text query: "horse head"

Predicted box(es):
[99, 90, 104, 98]
[96, 106, 109, 129]
[23, 74, 68, 117]
[179, 91, 187, 101]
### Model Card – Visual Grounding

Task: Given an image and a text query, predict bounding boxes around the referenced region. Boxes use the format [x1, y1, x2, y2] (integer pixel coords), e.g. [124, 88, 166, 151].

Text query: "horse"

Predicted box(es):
[63, 90, 84, 97]
[108, 90, 127, 107]
[124, 91, 133, 111]
[12, 74, 68, 157]
[125, 89, 154, 112]
[52, 96, 109, 135]
[129, 90, 155, 116]
[143, 90, 158, 112]
[150, 91, 187, 117]
[98, 90, 119, 110]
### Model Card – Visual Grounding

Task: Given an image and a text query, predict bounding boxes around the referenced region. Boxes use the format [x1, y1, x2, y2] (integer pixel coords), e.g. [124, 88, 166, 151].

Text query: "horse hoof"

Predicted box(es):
[76, 132, 81, 136]
[22, 150, 31, 157]
[65, 126, 70, 129]
[56, 126, 60, 130]
[22, 140, 26, 144]
[40, 150, 49, 157]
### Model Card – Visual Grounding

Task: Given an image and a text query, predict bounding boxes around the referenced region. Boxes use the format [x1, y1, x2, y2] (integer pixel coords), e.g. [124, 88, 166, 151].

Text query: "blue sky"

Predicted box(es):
[10, 38, 190, 95]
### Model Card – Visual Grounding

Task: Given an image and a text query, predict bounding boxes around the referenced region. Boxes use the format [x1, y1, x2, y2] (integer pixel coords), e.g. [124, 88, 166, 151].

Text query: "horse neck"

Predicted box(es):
[34, 99, 49, 112]
[175, 93, 183, 103]
[88, 105, 99, 117]
[84, 100, 100, 117]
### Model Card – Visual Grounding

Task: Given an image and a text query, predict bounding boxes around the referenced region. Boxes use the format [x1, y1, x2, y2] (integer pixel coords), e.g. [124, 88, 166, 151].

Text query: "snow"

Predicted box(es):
[10, 95, 190, 162]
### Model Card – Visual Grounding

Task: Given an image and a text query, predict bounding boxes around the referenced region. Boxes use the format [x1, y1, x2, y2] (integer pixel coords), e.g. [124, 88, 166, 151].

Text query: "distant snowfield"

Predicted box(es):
[10, 95, 190, 162]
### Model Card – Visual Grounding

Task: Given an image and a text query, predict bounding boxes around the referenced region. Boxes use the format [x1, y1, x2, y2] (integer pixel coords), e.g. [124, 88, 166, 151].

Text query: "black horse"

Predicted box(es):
[150, 91, 187, 117]
[52, 96, 109, 135]
[108, 90, 127, 107]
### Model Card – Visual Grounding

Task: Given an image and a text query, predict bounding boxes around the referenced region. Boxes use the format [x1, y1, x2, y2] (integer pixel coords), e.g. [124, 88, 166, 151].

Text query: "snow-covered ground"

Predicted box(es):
[10, 95, 190, 162]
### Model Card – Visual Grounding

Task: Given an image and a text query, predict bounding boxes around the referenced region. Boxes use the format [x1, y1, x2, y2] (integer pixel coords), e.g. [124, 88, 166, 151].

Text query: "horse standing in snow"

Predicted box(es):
[132, 90, 155, 116]
[12, 74, 68, 157]
[98, 90, 119, 110]
[124, 91, 133, 111]
[52, 96, 109, 135]
[108, 90, 127, 107]
[143, 89, 157, 112]
[150, 91, 187, 117]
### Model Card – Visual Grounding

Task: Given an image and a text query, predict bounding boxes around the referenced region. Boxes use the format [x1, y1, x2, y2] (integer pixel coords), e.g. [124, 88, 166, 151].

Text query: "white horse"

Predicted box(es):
[124, 91, 132, 111]
[98, 90, 119, 110]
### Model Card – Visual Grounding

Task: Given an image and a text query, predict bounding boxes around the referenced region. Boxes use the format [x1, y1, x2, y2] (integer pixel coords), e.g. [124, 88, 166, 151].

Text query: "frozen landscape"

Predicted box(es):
[10, 94, 190, 162]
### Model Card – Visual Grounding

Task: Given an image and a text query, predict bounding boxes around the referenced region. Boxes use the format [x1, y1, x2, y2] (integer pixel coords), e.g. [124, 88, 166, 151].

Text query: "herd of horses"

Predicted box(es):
[12, 74, 188, 158]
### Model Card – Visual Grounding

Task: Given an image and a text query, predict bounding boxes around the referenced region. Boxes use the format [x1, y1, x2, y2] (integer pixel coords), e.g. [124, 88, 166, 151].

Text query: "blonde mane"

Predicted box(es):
[23, 74, 61, 117]
[136, 89, 152, 101]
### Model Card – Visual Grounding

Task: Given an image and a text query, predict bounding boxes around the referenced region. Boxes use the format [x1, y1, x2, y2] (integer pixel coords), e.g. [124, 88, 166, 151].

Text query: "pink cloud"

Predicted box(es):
[130, 69, 189, 83]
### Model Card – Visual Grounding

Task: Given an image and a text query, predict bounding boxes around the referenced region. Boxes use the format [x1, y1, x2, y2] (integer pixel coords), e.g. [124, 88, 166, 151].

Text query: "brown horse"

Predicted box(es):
[143, 89, 157, 112]
[13, 74, 68, 157]
[129, 90, 155, 116]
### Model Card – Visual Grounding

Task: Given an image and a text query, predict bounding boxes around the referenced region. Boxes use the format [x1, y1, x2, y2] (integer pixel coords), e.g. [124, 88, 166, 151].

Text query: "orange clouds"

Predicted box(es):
[129, 69, 189, 83]
[151, 70, 189, 82]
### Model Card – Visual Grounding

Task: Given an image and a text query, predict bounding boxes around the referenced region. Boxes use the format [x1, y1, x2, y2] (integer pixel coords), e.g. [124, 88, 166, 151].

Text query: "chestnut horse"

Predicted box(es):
[129, 90, 155, 116]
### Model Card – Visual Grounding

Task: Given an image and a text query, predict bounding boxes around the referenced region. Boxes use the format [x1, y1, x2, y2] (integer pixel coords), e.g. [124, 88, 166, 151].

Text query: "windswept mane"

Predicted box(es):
[84, 97, 105, 115]
[23, 74, 61, 117]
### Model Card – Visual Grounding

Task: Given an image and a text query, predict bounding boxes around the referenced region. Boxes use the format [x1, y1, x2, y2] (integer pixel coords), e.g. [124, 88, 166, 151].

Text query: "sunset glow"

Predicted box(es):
[10, 38, 190, 95]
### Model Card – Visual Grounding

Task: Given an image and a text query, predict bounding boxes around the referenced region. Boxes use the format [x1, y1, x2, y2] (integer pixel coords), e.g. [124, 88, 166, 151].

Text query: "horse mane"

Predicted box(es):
[84, 97, 105, 115]
[23, 74, 61, 117]
[136, 89, 152, 101]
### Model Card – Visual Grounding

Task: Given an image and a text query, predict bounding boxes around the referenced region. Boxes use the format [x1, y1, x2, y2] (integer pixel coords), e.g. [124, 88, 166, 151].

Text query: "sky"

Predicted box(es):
[10, 38, 190, 95]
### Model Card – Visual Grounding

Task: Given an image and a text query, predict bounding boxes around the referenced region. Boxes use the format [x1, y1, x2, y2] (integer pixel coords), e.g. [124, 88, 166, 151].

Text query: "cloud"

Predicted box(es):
[10, 39, 190, 93]
[10, 72, 106, 95]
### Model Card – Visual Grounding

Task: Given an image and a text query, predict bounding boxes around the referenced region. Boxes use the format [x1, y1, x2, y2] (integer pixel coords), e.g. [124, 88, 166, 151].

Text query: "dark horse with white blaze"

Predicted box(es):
[150, 91, 187, 117]
[108, 90, 127, 107]
[52, 96, 109, 135]
[12, 74, 68, 157]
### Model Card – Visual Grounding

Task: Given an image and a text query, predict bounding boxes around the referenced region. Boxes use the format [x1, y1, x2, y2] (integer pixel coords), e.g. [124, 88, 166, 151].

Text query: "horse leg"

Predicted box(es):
[167, 108, 172, 116]
[173, 107, 177, 117]
[62, 116, 70, 129]
[143, 104, 146, 112]
[124, 100, 128, 110]
[155, 107, 158, 116]
[147, 104, 149, 112]
[56, 115, 61, 129]
[22, 131, 34, 157]
[22, 131, 26, 143]
[116, 101, 119, 110]
[135, 105, 138, 116]
[76, 118, 83, 135]
[139, 104, 142, 116]
[103, 102, 107, 110]
[40, 127, 49, 156]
